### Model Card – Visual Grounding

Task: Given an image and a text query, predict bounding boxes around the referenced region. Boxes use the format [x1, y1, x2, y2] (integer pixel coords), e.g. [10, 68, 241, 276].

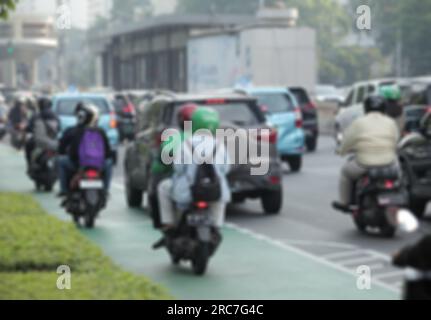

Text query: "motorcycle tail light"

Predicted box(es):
[195, 202, 209, 210]
[385, 180, 395, 189]
[85, 170, 100, 179]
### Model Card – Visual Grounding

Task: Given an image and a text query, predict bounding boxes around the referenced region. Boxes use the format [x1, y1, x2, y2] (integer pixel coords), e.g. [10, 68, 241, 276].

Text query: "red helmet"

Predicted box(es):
[177, 103, 198, 128]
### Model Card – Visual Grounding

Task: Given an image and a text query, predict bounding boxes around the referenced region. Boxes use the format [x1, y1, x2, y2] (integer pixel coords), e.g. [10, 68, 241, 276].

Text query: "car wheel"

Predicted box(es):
[261, 189, 282, 214]
[410, 198, 428, 219]
[126, 176, 143, 208]
[287, 156, 302, 173]
[306, 136, 318, 152]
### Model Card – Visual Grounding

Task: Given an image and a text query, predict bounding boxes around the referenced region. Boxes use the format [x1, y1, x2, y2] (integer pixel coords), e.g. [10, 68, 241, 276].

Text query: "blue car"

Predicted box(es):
[52, 93, 120, 163]
[242, 87, 305, 172]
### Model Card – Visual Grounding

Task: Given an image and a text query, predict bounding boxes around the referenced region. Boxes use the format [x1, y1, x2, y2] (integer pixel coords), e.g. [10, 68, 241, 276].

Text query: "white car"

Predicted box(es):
[334, 78, 409, 145]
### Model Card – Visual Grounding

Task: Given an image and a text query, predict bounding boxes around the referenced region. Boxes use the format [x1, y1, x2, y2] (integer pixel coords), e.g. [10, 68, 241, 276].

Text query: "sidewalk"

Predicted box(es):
[0, 144, 398, 300]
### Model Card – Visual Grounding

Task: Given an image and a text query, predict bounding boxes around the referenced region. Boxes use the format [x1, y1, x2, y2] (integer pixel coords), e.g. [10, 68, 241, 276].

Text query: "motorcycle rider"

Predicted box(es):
[332, 95, 400, 212]
[157, 107, 231, 232]
[393, 234, 431, 300]
[57, 102, 113, 197]
[399, 109, 431, 149]
[7, 97, 28, 149]
[380, 84, 404, 132]
[25, 96, 60, 172]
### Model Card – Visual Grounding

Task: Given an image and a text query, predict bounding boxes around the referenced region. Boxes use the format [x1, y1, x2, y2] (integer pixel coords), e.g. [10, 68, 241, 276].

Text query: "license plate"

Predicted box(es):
[79, 180, 103, 189]
[187, 213, 212, 226]
[378, 193, 406, 206]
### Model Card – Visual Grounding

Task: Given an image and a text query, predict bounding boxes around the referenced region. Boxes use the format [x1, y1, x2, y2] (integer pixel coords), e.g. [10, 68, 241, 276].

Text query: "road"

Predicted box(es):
[113, 136, 431, 294]
[1, 136, 430, 299]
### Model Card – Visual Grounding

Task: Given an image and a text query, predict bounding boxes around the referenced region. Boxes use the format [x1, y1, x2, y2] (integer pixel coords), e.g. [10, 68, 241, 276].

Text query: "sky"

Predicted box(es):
[15, 0, 178, 29]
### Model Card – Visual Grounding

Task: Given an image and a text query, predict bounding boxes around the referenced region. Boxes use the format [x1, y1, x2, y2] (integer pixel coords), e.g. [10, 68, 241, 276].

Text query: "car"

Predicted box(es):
[402, 78, 431, 134]
[289, 87, 319, 152]
[314, 85, 345, 105]
[334, 78, 410, 145]
[52, 93, 120, 163]
[111, 93, 137, 141]
[239, 87, 305, 172]
[124, 91, 283, 225]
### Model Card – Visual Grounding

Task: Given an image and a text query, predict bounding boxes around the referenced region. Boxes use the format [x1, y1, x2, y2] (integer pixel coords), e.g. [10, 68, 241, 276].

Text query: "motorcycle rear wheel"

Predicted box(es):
[192, 243, 210, 276]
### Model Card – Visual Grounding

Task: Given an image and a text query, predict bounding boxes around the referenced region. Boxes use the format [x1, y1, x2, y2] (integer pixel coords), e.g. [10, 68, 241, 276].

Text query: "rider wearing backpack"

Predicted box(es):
[157, 107, 231, 231]
[57, 102, 113, 197]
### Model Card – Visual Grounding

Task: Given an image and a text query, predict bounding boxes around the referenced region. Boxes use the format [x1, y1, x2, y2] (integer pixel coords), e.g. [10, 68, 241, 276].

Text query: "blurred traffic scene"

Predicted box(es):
[0, 0, 430, 301]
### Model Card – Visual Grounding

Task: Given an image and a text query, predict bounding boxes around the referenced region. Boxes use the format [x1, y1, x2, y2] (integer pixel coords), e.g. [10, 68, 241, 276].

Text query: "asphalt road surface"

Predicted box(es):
[114, 136, 431, 292]
[2, 136, 430, 299]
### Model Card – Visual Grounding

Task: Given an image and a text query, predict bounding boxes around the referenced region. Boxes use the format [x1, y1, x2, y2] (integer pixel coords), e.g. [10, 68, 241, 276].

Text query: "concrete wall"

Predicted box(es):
[187, 26, 317, 93]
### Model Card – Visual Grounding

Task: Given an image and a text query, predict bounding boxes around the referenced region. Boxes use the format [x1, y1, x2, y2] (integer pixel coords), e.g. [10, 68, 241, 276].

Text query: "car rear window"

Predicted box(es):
[170, 101, 263, 127]
[290, 88, 310, 105]
[253, 93, 296, 114]
[56, 98, 110, 116]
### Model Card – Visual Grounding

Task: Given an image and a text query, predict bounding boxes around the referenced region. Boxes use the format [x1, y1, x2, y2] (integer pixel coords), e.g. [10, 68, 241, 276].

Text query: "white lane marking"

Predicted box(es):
[323, 250, 365, 260]
[225, 222, 400, 294]
[367, 263, 386, 271]
[338, 256, 379, 267]
[112, 182, 124, 190]
[375, 271, 405, 280]
[113, 179, 400, 294]
[281, 239, 358, 250]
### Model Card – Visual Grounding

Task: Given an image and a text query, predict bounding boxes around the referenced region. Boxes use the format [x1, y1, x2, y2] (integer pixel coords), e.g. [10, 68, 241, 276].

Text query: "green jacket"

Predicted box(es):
[151, 131, 188, 175]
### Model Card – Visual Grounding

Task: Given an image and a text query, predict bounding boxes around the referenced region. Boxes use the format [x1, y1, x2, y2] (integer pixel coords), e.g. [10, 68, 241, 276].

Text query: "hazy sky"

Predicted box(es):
[16, 0, 178, 29]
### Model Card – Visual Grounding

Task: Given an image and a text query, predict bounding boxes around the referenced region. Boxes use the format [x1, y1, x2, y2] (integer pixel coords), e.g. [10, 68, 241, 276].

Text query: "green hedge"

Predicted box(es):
[0, 193, 171, 300]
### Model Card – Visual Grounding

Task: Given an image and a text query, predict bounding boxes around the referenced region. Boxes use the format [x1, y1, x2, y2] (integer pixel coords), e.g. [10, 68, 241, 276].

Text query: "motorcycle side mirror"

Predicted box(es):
[397, 209, 419, 233]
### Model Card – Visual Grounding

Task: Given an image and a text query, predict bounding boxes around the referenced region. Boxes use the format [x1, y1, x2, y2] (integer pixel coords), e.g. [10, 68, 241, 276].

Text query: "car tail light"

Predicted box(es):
[257, 128, 278, 144]
[205, 98, 226, 105]
[110, 112, 117, 128]
[195, 201, 209, 210]
[427, 106, 431, 113]
[123, 103, 135, 114]
[305, 102, 316, 110]
[295, 109, 303, 128]
[85, 169, 100, 179]
[154, 131, 163, 146]
[269, 176, 280, 185]
[385, 180, 395, 189]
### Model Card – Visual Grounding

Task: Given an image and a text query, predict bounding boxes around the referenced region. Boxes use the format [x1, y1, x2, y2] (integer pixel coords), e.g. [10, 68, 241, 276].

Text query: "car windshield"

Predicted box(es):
[316, 86, 337, 95]
[290, 88, 310, 105]
[56, 98, 110, 116]
[253, 93, 295, 114]
[172, 101, 261, 127]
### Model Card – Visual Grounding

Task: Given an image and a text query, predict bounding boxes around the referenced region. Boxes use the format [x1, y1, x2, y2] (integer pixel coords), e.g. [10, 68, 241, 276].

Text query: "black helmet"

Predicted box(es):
[75, 102, 99, 127]
[37, 96, 52, 112]
[420, 110, 431, 138]
[364, 95, 386, 114]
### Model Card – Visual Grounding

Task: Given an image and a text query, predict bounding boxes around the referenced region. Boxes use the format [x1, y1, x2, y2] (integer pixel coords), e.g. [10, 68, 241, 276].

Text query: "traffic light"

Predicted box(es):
[6, 41, 14, 56]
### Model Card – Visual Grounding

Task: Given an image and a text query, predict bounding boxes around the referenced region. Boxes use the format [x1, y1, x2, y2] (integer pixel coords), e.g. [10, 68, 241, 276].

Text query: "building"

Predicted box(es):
[91, 14, 256, 91]
[87, 0, 112, 27]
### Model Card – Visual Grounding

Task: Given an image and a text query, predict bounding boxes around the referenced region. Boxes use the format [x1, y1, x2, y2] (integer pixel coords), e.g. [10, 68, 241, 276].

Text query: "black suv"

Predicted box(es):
[124, 92, 283, 227]
[289, 87, 319, 152]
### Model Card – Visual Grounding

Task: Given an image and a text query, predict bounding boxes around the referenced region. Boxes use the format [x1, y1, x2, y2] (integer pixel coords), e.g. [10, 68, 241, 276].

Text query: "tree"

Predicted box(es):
[0, 0, 18, 20]
[349, 0, 431, 77]
[111, 0, 153, 23]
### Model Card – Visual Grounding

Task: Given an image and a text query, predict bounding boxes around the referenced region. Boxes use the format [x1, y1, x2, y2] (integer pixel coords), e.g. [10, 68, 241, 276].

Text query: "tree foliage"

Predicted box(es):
[111, 0, 153, 23]
[350, 0, 431, 77]
[0, 0, 18, 20]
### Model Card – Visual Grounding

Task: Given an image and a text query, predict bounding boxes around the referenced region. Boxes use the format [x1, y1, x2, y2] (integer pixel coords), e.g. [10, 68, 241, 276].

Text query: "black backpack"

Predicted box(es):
[190, 144, 222, 203]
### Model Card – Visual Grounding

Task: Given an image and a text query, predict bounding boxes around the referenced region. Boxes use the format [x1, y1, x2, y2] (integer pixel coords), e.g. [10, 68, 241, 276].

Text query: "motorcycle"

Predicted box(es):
[0, 121, 6, 141]
[28, 149, 57, 192]
[399, 141, 431, 219]
[9, 122, 27, 150]
[63, 168, 107, 229]
[341, 164, 411, 238]
[153, 201, 222, 276]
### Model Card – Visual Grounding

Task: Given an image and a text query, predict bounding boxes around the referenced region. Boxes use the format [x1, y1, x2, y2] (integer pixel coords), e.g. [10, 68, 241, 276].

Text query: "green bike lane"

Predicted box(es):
[0, 145, 398, 300]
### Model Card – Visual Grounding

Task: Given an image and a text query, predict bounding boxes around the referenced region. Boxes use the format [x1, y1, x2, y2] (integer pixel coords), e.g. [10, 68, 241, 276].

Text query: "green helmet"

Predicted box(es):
[191, 107, 220, 134]
[379, 85, 401, 101]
